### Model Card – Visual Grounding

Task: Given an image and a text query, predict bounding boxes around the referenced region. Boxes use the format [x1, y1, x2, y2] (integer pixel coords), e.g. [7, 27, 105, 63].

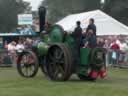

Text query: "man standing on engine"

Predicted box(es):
[72, 21, 82, 46]
[72, 21, 83, 64]
[87, 18, 97, 36]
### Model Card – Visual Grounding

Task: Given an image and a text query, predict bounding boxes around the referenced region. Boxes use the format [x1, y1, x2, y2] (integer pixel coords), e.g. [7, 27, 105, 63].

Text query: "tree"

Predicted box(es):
[41, 0, 101, 23]
[0, 0, 31, 33]
[103, 0, 128, 25]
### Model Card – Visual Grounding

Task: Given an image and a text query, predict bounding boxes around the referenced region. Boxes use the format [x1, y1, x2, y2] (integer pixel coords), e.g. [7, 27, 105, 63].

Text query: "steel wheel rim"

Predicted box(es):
[47, 45, 66, 80]
[18, 52, 38, 77]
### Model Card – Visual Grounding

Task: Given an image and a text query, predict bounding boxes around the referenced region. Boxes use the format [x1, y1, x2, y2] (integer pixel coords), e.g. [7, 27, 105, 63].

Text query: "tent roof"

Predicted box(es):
[56, 10, 128, 35]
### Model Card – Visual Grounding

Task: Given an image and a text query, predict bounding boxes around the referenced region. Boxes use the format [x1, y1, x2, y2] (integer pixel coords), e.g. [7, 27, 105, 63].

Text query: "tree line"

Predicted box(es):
[0, 0, 30, 33]
[41, 0, 128, 27]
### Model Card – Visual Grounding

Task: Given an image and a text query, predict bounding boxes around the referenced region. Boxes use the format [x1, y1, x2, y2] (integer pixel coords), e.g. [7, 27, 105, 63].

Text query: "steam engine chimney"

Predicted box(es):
[39, 6, 46, 33]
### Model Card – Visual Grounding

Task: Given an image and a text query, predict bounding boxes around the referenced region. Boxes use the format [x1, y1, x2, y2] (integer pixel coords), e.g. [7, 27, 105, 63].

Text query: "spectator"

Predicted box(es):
[97, 38, 105, 47]
[118, 39, 127, 64]
[24, 38, 33, 49]
[7, 41, 16, 64]
[104, 39, 109, 67]
[8, 41, 16, 52]
[16, 40, 25, 53]
[104, 39, 110, 49]
[110, 40, 120, 66]
[119, 39, 127, 52]
[116, 36, 121, 45]
[110, 39, 120, 50]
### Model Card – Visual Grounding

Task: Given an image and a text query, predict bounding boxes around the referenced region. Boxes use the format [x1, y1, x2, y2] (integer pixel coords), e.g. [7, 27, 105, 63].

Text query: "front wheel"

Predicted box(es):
[17, 51, 39, 78]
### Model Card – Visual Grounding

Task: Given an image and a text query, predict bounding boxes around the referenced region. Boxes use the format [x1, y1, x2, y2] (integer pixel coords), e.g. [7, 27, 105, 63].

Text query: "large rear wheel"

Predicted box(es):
[46, 44, 73, 81]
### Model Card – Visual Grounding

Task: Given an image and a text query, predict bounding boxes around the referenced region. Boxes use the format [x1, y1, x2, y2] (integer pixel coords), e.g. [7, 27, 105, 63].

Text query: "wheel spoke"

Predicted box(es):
[58, 51, 64, 59]
[54, 48, 61, 59]
[20, 60, 25, 67]
[17, 51, 39, 78]
[25, 67, 29, 76]
[54, 48, 59, 57]
[48, 53, 56, 62]
[50, 63, 57, 72]
[54, 65, 65, 80]
[28, 66, 34, 75]
[58, 65, 65, 75]
[54, 68, 60, 79]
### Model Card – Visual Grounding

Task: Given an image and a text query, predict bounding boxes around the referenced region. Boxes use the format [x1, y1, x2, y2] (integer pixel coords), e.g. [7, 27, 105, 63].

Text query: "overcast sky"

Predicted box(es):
[24, 0, 43, 11]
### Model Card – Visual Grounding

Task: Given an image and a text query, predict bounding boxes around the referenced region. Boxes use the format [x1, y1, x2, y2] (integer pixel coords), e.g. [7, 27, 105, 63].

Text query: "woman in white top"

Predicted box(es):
[7, 41, 17, 65]
[8, 41, 16, 51]
[16, 40, 25, 53]
[118, 39, 127, 52]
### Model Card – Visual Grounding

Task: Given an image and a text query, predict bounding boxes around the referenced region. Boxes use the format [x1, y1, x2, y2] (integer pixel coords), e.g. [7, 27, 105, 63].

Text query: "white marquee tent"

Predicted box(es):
[56, 10, 128, 36]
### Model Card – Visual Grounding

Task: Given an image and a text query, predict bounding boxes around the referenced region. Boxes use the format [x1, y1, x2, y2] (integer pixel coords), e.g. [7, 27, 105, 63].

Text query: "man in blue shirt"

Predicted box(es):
[87, 18, 97, 36]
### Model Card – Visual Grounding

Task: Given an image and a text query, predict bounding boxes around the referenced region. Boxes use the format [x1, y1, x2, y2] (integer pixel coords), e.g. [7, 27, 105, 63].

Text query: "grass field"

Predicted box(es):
[0, 68, 128, 96]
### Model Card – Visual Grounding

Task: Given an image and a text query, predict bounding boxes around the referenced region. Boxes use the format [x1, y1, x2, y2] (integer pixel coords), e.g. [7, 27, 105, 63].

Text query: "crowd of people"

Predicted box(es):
[7, 38, 34, 53]
[103, 36, 128, 66]
[4, 38, 34, 64]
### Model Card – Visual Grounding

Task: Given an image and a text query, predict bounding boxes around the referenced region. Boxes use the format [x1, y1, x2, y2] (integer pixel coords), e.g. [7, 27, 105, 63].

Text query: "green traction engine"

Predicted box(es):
[17, 6, 107, 81]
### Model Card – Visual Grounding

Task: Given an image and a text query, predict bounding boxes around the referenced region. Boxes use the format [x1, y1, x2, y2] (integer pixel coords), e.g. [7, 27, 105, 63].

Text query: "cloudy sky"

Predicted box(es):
[24, 0, 43, 11]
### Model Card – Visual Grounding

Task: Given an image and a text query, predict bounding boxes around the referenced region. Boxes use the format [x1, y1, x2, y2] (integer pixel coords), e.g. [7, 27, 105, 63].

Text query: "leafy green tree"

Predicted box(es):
[0, 0, 31, 33]
[104, 0, 128, 25]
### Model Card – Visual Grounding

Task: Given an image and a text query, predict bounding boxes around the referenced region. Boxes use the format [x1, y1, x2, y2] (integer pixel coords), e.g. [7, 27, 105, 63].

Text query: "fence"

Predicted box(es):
[0, 48, 128, 68]
[0, 49, 14, 67]
[106, 49, 128, 68]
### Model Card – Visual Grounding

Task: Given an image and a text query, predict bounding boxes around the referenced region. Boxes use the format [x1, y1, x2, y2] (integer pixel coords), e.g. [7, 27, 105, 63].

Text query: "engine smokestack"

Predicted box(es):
[39, 6, 46, 33]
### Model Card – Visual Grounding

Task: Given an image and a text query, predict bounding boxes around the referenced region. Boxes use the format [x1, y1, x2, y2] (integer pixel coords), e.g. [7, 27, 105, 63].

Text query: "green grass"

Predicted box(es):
[0, 68, 128, 96]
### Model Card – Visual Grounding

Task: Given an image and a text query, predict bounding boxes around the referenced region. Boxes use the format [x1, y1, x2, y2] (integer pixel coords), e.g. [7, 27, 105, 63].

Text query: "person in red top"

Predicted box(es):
[111, 43, 120, 50]
[110, 40, 120, 66]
